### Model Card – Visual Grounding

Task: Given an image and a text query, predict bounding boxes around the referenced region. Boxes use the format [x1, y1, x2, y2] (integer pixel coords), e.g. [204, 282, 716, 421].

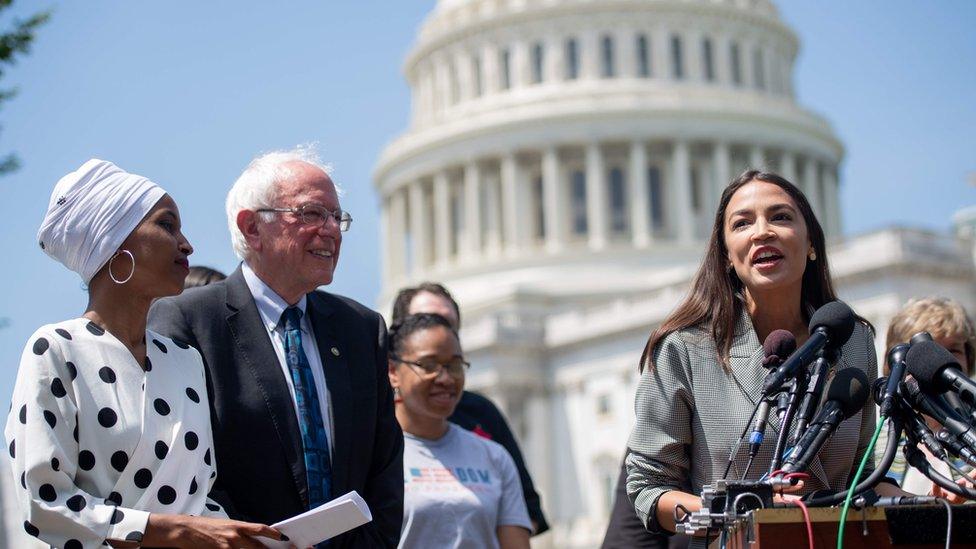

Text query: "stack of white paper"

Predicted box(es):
[260, 491, 372, 548]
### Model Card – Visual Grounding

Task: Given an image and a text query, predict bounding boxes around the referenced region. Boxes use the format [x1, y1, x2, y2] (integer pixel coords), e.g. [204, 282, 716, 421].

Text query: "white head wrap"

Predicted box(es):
[37, 159, 167, 283]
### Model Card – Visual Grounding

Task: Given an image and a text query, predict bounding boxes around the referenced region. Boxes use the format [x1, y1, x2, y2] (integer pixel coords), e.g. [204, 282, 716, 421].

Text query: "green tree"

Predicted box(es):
[0, 0, 49, 175]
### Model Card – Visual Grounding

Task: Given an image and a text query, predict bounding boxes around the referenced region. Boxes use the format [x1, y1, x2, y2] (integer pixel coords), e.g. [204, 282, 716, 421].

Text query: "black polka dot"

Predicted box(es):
[205, 502, 220, 512]
[210, 470, 216, 479]
[155, 441, 168, 460]
[186, 387, 200, 403]
[97, 408, 118, 428]
[111, 508, 125, 524]
[157, 485, 176, 505]
[20, 471, 25, 489]
[55, 328, 72, 340]
[65, 539, 82, 549]
[23, 521, 39, 537]
[72, 422, 79, 442]
[7, 439, 13, 458]
[189, 477, 198, 495]
[134, 468, 152, 489]
[153, 399, 170, 416]
[144, 356, 152, 372]
[18, 404, 26, 424]
[51, 457, 60, 471]
[32, 338, 49, 355]
[66, 361, 77, 380]
[50, 378, 67, 398]
[152, 339, 167, 353]
[66, 494, 86, 512]
[204, 448, 211, 466]
[184, 432, 198, 451]
[173, 339, 190, 349]
[125, 531, 143, 542]
[98, 367, 117, 383]
[78, 450, 95, 470]
[38, 483, 56, 502]
[86, 321, 105, 336]
[43, 410, 57, 428]
[105, 491, 123, 506]
[110, 451, 128, 472]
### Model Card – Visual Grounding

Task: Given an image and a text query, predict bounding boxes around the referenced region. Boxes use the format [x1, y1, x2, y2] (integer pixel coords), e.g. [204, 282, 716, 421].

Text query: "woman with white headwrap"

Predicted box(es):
[4, 160, 291, 549]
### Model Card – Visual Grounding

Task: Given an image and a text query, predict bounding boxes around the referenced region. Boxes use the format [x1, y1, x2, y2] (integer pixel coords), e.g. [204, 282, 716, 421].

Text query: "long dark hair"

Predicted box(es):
[640, 170, 856, 372]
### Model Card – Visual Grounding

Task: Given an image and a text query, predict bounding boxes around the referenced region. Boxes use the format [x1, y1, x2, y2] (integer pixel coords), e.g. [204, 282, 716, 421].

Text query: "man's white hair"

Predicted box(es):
[225, 144, 338, 260]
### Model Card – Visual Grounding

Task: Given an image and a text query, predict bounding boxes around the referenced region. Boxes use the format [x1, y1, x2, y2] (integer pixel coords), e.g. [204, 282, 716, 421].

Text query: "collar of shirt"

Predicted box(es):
[241, 262, 309, 335]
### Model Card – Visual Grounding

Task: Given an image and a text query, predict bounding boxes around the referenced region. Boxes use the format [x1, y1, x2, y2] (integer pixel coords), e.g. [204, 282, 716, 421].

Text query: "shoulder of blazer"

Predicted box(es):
[310, 289, 382, 324]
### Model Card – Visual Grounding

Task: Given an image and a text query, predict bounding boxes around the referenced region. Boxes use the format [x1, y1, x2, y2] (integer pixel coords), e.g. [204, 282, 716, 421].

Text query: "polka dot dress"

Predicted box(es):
[4, 318, 226, 548]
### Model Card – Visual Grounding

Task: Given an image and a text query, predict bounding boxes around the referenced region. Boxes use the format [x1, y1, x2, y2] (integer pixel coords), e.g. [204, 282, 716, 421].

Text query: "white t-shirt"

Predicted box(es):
[399, 424, 531, 549]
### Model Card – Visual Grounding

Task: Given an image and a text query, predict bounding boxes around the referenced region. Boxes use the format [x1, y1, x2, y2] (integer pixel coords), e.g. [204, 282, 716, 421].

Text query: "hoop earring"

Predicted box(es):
[109, 250, 135, 284]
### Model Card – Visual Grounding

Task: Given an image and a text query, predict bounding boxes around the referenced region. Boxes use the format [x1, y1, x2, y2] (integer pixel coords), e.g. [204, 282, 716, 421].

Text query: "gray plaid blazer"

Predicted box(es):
[626, 309, 878, 535]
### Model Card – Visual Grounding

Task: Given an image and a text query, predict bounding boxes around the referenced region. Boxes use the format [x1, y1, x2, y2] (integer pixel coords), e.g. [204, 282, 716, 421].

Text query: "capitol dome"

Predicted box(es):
[375, 0, 844, 301]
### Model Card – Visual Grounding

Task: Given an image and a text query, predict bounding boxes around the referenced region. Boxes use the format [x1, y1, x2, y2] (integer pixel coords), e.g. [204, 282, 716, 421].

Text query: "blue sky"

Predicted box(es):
[0, 1, 974, 411]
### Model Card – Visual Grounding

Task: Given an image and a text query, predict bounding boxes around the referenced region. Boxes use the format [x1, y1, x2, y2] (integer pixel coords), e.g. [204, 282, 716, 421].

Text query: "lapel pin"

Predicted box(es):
[331, 347, 340, 357]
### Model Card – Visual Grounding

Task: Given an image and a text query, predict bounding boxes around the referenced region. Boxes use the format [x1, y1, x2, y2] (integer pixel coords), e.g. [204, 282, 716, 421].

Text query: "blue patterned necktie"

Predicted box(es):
[281, 306, 332, 510]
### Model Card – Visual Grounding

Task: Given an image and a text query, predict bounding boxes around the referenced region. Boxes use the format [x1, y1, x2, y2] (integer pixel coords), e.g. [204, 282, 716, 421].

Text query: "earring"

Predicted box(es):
[808, 250, 817, 261]
[393, 386, 400, 397]
[109, 250, 135, 284]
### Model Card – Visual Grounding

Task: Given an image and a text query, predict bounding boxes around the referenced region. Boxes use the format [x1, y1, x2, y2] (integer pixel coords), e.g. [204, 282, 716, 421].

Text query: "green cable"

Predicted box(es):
[837, 417, 886, 549]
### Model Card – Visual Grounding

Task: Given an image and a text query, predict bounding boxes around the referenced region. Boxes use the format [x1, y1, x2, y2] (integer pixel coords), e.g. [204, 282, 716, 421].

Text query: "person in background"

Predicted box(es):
[183, 265, 227, 289]
[626, 170, 905, 547]
[390, 283, 549, 535]
[879, 296, 976, 501]
[150, 146, 403, 547]
[5, 159, 285, 549]
[389, 313, 531, 549]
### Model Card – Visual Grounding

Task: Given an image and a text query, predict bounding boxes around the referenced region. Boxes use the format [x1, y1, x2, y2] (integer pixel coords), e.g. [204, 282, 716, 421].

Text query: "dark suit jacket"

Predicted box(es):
[149, 266, 403, 547]
[449, 391, 549, 535]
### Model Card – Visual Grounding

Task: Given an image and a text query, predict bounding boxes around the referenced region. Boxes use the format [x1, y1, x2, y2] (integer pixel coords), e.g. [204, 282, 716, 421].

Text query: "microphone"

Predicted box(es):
[762, 301, 856, 397]
[869, 496, 939, 506]
[936, 429, 976, 468]
[775, 391, 791, 421]
[748, 330, 798, 457]
[906, 340, 976, 407]
[901, 376, 976, 452]
[790, 349, 833, 446]
[879, 343, 910, 418]
[781, 367, 870, 473]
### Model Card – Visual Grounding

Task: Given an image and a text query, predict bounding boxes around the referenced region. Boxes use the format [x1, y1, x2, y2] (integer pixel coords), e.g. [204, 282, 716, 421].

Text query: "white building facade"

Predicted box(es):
[375, 1, 976, 547]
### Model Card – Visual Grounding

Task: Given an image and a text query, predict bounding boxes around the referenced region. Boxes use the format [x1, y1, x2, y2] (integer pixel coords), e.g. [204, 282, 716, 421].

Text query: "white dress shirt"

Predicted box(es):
[242, 263, 335, 456]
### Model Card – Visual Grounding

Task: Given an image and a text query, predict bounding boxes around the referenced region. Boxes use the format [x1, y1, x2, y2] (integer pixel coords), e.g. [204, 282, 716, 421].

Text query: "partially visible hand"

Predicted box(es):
[142, 514, 295, 549]
[772, 479, 805, 504]
[930, 475, 976, 505]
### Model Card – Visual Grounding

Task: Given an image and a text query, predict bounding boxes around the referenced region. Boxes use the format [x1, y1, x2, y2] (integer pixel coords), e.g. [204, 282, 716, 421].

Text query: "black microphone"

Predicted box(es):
[880, 343, 910, 418]
[748, 330, 798, 457]
[781, 367, 869, 473]
[775, 391, 790, 421]
[936, 429, 976, 468]
[901, 376, 976, 451]
[906, 340, 976, 407]
[869, 496, 939, 506]
[790, 349, 833, 447]
[762, 301, 856, 396]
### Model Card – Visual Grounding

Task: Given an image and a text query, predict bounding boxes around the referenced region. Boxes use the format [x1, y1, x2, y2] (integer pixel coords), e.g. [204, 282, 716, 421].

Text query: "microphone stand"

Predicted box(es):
[790, 349, 834, 447]
[769, 367, 808, 474]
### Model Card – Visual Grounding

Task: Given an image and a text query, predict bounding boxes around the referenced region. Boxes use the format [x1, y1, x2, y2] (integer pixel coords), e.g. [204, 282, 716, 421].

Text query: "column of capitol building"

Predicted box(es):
[373, 0, 976, 546]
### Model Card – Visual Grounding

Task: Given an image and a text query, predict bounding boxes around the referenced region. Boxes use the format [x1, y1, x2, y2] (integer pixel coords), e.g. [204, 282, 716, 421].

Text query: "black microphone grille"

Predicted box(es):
[809, 301, 856, 351]
[762, 329, 797, 368]
[826, 367, 870, 418]
[905, 340, 960, 393]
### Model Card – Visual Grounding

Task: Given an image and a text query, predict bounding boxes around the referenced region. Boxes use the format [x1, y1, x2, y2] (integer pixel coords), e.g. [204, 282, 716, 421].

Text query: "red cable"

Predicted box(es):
[788, 498, 815, 549]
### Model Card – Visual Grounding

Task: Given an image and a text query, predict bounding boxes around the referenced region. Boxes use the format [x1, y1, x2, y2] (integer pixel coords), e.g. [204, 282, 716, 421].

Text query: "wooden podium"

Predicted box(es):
[715, 505, 976, 548]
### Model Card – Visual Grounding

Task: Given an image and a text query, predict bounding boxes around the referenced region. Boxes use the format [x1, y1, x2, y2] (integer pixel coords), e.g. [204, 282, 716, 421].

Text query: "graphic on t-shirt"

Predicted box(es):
[407, 467, 494, 493]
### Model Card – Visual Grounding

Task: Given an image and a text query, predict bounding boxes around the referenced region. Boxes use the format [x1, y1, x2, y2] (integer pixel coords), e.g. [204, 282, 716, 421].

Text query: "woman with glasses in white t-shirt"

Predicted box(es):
[388, 313, 531, 549]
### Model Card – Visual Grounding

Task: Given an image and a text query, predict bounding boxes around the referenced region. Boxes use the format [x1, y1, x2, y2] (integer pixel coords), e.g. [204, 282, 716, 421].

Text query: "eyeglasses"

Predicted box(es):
[256, 203, 353, 232]
[391, 355, 470, 378]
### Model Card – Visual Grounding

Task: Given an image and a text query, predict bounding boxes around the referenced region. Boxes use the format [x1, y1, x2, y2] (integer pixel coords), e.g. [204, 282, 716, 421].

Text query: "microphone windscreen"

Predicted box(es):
[762, 329, 797, 368]
[825, 367, 870, 418]
[905, 340, 960, 393]
[809, 301, 856, 351]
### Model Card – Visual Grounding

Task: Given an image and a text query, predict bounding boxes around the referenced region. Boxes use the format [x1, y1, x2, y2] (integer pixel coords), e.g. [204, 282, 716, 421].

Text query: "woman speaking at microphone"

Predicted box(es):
[625, 170, 899, 542]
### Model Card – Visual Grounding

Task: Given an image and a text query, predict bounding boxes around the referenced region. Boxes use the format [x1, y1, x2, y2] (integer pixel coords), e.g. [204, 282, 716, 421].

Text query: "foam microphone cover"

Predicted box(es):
[762, 329, 797, 368]
[905, 340, 961, 393]
[825, 367, 870, 419]
[808, 301, 856, 351]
